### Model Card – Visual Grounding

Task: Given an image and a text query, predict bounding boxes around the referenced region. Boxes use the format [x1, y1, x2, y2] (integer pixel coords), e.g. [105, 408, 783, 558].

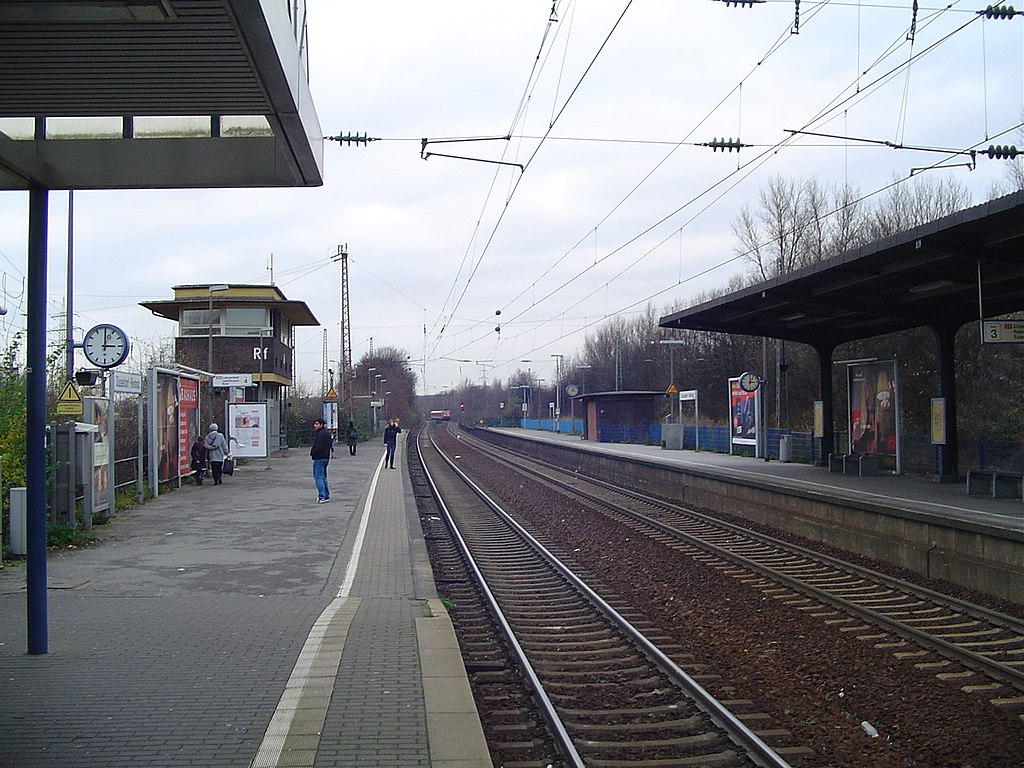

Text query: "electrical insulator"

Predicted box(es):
[985, 144, 1019, 160]
[328, 132, 378, 146]
[980, 4, 1019, 18]
[703, 137, 747, 153]
[717, 0, 765, 6]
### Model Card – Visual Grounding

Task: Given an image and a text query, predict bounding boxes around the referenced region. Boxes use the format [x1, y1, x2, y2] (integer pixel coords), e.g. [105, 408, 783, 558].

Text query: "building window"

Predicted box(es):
[224, 308, 270, 336]
[180, 308, 219, 336]
[179, 307, 271, 337]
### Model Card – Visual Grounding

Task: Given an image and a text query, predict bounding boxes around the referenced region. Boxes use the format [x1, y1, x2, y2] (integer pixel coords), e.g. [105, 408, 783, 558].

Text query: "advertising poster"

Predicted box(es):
[156, 370, 179, 483]
[87, 397, 111, 513]
[847, 360, 897, 458]
[729, 377, 758, 449]
[930, 398, 946, 445]
[178, 376, 200, 478]
[322, 400, 338, 434]
[228, 402, 267, 458]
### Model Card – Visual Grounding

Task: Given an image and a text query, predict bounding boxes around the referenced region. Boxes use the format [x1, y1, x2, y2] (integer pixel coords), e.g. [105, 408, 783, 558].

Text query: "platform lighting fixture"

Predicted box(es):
[257, 326, 274, 403]
[206, 284, 229, 423]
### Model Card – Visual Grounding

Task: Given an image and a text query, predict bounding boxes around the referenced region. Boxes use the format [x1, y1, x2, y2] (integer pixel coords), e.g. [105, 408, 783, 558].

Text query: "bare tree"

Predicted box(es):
[864, 174, 972, 240]
[732, 176, 865, 280]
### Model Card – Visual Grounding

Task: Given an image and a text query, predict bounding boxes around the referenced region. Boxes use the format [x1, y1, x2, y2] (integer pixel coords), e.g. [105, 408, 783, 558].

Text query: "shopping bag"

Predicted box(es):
[222, 457, 235, 476]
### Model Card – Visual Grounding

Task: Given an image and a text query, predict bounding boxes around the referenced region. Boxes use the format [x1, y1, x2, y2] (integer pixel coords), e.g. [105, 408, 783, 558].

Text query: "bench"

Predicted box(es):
[828, 453, 880, 476]
[967, 469, 1024, 499]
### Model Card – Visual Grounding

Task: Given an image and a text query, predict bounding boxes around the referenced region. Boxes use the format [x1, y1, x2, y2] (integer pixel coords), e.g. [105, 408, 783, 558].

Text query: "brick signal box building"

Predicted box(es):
[141, 284, 320, 451]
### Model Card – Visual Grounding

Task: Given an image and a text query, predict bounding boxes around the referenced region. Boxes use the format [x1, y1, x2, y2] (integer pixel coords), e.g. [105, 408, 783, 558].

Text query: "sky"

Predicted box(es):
[0, 1, 1021, 396]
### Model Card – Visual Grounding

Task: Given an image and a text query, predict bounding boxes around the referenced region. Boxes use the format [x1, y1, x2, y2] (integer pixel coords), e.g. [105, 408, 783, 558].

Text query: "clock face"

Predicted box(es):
[739, 371, 760, 393]
[82, 324, 130, 369]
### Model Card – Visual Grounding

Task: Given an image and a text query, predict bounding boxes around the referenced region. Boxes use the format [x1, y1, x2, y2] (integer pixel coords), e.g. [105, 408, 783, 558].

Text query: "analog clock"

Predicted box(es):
[738, 371, 761, 393]
[82, 324, 130, 369]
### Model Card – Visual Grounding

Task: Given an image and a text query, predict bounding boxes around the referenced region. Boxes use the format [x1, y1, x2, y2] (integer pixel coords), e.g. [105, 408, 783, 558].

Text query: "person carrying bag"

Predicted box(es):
[203, 423, 230, 485]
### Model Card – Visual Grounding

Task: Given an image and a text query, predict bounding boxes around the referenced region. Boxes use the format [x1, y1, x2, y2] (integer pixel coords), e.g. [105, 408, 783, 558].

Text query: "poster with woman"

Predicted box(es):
[847, 360, 897, 459]
[156, 371, 178, 483]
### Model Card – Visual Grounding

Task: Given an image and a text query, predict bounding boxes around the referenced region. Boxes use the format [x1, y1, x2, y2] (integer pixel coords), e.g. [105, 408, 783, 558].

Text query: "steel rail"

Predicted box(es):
[427, 426, 794, 768]
[462, 429, 1024, 694]
[415, 432, 586, 768]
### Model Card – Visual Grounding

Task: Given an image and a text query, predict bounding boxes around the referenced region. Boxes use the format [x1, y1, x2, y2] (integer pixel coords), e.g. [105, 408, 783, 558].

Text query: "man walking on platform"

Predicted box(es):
[383, 417, 401, 469]
[310, 419, 333, 503]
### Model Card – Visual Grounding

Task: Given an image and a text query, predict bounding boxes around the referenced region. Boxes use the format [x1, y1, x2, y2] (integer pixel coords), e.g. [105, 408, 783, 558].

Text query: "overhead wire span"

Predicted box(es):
[496, 2, 998, 356]
[492, 1, 826, 331]
[427, 1, 634, 360]
[426, 4, 568, 351]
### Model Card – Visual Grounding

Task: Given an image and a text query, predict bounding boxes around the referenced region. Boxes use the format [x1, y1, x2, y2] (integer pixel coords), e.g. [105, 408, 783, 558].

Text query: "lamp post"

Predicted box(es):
[366, 367, 376, 431]
[576, 364, 592, 394]
[551, 354, 563, 432]
[206, 284, 229, 424]
[257, 326, 274, 402]
[374, 374, 383, 432]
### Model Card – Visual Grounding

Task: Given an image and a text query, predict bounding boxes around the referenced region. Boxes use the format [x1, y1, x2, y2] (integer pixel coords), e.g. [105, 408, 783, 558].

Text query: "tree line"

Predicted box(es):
[426, 172, 1023, 473]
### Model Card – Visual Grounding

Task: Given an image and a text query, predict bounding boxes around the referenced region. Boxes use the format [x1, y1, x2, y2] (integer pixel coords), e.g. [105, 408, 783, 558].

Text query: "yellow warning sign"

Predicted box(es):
[666, 384, 678, 395]
[325, 387, 338, 400]
[56, 380, 84, 416]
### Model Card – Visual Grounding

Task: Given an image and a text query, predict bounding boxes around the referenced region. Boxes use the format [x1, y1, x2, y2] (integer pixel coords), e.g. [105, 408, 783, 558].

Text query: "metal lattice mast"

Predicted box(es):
[334, 244, 353, 418]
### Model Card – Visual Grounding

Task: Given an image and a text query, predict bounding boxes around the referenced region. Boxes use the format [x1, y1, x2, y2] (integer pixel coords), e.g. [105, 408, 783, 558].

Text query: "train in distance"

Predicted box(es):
[429, 409, 452, 421]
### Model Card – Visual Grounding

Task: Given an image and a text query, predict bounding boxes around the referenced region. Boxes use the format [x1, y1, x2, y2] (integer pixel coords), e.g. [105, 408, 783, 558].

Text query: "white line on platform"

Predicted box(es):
[250, 455, 386, 768]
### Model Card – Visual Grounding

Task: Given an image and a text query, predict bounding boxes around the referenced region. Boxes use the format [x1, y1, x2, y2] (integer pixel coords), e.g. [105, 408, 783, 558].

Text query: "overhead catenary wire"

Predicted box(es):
[484, 2, 994, 351]
[432, 4, 1017, 380]
[427, 2, 636, 361]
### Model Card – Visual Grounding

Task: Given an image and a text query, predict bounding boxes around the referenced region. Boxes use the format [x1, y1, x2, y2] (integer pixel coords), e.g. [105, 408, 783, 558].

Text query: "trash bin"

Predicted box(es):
[779, 435, 792, 463]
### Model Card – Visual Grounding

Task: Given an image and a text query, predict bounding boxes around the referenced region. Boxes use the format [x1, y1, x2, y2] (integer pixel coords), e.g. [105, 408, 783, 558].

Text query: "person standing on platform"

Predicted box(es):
[203, 423, 229, 485]
[190, 434, 207, 485]
[311, 419, 333, 503]
[345, 420, 359, 456]
[383, 417, 401, 469]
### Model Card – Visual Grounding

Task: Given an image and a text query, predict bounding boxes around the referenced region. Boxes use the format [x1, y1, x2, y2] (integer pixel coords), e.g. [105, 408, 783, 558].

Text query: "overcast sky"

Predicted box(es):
[0, 1, 1021, 395]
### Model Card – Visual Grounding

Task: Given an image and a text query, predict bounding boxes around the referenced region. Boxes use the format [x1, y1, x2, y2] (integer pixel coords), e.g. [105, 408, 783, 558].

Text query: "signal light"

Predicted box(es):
[460, 403, 465, 412]
[979, 4, 1020, 18]
[985, 144, 1019, 160]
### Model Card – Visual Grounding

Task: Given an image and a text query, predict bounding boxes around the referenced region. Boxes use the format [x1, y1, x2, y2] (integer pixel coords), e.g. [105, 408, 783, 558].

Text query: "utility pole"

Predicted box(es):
[332, 244, 353, 418]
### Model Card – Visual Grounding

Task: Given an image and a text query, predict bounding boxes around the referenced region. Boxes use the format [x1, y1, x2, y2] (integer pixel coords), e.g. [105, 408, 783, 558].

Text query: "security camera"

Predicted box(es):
[0, 306, 7, 315]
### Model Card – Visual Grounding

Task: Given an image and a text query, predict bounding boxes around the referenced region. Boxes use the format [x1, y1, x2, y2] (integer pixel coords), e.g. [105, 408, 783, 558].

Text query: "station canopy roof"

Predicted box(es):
[0, 0, 323, 190]
[660, 191, 1024, 349]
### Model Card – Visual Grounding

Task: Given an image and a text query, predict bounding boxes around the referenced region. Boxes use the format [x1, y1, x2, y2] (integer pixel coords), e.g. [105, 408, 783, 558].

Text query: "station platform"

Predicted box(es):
[0, 433, 491, 768]
[499, 427, 1023, 529]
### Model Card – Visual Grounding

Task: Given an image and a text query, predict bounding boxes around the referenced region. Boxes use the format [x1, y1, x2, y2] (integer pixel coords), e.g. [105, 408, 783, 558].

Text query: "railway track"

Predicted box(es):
[460, 425, 1024, 718]
[414, 426, 808, 768]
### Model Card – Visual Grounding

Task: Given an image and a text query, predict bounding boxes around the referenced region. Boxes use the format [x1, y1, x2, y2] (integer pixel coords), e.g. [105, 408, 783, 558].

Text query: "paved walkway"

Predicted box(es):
[0, 434, 490, 768]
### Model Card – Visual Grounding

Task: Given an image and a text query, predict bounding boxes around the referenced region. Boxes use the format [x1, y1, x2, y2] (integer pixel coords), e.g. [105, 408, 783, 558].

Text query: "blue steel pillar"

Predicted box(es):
[26, 186, 49, 654]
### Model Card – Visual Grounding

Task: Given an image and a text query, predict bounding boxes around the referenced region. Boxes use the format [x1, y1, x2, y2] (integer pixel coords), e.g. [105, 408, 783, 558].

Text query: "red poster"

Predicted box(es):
[178, 376, 199, 478]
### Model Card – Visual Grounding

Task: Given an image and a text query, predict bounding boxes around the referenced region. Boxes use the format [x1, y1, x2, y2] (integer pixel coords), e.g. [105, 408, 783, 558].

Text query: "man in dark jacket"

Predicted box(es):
[383, 417, 401, 469]
[310, 419, 333, 503]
